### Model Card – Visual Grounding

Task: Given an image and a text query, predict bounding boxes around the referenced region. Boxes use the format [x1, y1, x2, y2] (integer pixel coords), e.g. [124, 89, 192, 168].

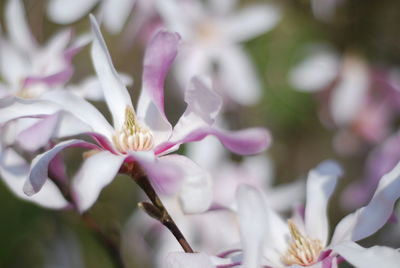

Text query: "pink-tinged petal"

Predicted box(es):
[331, 161, 400, 245]
[73, 150, 124, 212]
[23, 139, 100, 196]
[41, 90, 114, 140]
[47, 0, 98, 24]
[216, 46, 262, 105]
[90, 15, 133, 130]
[5, 0, 37, 52]
[16, 112, 60, 151]
[223, 4, 281, 42]
[166, 252, 215, 268]
[305, 160, 343, 246]
[0, 147, 68, 209]
[101, 0, 136, 34]
[137, 30, 180, 145]
[159, 127, 271, 156]
[236, 185, 268, 268]
[161, 154, 212, 213]
[332, 242, 400, 268]
[0, 97, 60, 124]
[128, 152, 183, 196]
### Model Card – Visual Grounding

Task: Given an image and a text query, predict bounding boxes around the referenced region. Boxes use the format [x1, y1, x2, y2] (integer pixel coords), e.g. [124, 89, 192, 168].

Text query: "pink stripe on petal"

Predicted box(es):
[23, 139, 100, 196]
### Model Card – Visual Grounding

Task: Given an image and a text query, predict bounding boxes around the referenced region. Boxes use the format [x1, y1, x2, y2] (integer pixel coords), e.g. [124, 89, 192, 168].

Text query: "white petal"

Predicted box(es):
[305, 160, 343, 246]
[223, 4, 281, 42]
[160, 154, 212, 214]
[0, 39, 29, 87]
[47, 0, 98, 24]
[5, 0, 37, 51]
[332, 242, 400, 268]
[0, 147, 68, 209]
[236, 185, 268, 268]
[73, 151, 124, 212]
[101, 0, 136, 34]
[216, 45, 262, 105]
[330, 55, 369, 126]
[166, 252, 215, 268]
[289, 45, 340, 92]
[331, 161, 400, 245]
[90, 15, 133, 130]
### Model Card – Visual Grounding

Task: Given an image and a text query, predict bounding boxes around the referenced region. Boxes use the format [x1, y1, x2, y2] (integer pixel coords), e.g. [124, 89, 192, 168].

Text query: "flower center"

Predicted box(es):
[112, 106, 154, 153]
[281, 220, 323, 266]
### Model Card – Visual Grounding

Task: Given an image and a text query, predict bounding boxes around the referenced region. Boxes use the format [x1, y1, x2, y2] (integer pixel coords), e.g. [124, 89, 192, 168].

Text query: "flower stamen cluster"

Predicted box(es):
[112, 106, 154, 153]
[281, 220, 323, 266]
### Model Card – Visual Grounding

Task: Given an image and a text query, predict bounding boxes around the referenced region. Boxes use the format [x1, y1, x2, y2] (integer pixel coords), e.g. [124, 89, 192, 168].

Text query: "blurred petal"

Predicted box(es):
[90, 15, 133, 130]
[47, 0, 98, 24]
[5, 0, 36, 51]
[0, 97, 60, 124]
[73, 150, 124, 212]
[216, 46, 262, 105]
[305, 160, 343, 246]
[237, 185, 268, 268]
[166, 252, 215, 268]
[101, 0, 136, 34]
[0, 40, 28, 87]
[331, 161, 400, 244]
[23, 139, 100, 196]
[332, 242, 400, 268]
[0, 147, 68, 209]
[162, 154, 212, 213]
[289, 46, 339, 92]
[223, 4, 281, 42]
[137, 30, 180, 145]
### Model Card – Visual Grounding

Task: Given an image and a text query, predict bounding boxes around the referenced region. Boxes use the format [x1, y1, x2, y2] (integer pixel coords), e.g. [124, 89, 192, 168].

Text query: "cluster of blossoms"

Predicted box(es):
[0, 0, 400, 268]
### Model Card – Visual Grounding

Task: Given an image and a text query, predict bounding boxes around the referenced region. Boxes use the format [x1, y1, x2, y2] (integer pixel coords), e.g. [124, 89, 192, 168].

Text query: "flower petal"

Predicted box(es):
[166, 252, 215, 268]
[0, 147, 68, 209]
[47, 0, 98, 24]
[101, 0, 136, 34]
[236, 185, 268, 268]
[332, 242, 400, 268]
[305, 160, 343, 246]
[73, 150, 124, 212]
[136, 30, 180, 145]
[223, 4, 281, 42]
[90, 15, 133, 130]
[5, 0, 37, 52]
[23, 139, 100, 196]
[331, 161, 400, 245]
[162, 154, 212, 213]
[41, 90, 114, 140]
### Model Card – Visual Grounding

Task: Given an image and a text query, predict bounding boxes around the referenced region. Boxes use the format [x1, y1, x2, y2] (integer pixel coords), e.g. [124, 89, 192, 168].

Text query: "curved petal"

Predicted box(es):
[137, 30, 180, 145]
[5, 0, 37, 52]
[0, 147, 68, 209]
[73, 150, 124, 212]
[0, 97, 60, 124]
[161, 154, 212, 213]
[101, 0, 136, 34]
[41, 90, 114, 140]
[236, 185, 268, 268]
[223, 4, 281, 42]
[332, 242, 400, 268]
[90, 15, 133, 130]
[159, 126, 271, 156]
[23, 139, 100, 196]
[47, 0, 98, 24]
[331, 161, 400, 245]
[305, 160, 343, 246]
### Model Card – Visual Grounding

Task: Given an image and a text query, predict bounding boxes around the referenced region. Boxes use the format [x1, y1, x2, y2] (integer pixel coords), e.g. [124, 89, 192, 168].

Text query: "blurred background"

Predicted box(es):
[1, 0, 400, 267]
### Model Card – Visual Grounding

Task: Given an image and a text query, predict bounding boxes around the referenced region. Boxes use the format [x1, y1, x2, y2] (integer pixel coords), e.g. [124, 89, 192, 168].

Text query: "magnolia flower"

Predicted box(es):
[0, 0, 86, 99]
[47, 0, 136, 34]
[166, 160, 400, 267]
[156, 0, 280, 105]
[0, 16, 270, 212]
